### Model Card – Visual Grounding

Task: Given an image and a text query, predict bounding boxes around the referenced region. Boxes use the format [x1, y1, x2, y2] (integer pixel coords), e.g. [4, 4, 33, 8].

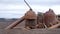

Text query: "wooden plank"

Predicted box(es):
[49, 23, 60, 29]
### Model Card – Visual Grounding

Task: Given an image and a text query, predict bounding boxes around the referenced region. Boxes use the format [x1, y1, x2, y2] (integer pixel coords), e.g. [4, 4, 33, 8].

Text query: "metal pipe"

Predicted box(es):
[24, 0, 32, 9]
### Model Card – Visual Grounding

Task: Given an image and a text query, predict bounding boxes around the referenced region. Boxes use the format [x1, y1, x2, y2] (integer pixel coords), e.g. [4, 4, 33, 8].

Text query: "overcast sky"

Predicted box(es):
[0, 0, 60, 18]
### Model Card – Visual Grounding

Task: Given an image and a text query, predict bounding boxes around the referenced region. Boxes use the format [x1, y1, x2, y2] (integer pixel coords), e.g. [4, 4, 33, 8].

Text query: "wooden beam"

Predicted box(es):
[5, 16, 25, 29]
[49, 23, 60, 29]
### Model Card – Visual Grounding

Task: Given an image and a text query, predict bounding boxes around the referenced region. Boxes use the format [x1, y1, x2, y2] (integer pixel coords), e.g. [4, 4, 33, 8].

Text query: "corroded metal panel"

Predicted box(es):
[24, 9, 37, 19]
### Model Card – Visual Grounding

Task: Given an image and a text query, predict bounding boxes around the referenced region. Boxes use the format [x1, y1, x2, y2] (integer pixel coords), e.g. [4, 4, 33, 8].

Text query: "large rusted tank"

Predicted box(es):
[24, 9, 37, 29]
[44, 9, 59, 27]
[37, 12, 45, 28]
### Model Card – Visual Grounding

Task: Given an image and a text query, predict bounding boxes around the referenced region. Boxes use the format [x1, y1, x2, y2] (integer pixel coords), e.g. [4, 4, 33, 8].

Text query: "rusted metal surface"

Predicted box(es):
[37, 12, 44, 23]
[25, 19, 37, 29]
[4, 8, 60, 29]
[24, 9, 37, 29]
[37, 12, 45, 28]
[58, 15, 60, 21]
[44, 9, 59, 27]
[24, 9, 37, 19]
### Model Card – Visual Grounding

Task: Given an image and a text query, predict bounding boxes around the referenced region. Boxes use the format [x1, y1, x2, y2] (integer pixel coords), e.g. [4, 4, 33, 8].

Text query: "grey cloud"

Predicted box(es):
[0, 0, 60, 5]
[0, 0, 24, 4]
[30, 0, 60, 6]
[0, 0, 60, 18]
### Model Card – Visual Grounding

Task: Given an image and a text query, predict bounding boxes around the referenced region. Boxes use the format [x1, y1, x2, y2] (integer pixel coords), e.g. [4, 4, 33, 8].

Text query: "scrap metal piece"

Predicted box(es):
[24, 0, 32, 9]
[37, 12, 45, 28]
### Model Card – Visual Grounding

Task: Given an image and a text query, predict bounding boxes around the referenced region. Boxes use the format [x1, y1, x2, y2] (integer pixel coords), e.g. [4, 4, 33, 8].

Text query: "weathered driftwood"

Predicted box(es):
[49, 23, 60, 29]
[5, 16, 25, 29]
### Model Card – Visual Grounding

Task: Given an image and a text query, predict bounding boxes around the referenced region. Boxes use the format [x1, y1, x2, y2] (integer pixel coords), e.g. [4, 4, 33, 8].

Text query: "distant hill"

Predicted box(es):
[0, 18, 18, 22]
